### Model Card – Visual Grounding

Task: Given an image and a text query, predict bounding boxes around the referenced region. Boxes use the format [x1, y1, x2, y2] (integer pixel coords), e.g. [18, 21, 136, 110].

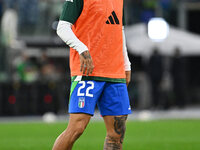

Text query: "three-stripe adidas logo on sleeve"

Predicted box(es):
[106, 11, 120, 25]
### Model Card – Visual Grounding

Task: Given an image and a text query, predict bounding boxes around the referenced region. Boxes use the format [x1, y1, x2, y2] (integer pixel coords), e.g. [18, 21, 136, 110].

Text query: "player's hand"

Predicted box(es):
[80, 51, 94, 76]
[125, 71, 131, 86]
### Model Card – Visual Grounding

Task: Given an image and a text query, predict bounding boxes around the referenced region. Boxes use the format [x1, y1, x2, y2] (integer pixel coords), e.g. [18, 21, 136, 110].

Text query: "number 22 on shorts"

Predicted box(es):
[77, 81, 94, 97]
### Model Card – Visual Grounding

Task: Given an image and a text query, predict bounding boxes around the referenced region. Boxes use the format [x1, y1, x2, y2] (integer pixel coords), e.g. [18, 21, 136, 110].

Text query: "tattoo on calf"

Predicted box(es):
[114, 116, 127, 144]
[104, 136, 120, 150]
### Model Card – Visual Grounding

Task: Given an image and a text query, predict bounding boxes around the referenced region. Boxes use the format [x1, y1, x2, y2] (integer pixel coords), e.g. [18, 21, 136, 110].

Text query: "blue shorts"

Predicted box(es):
[69, 80, 132, 116]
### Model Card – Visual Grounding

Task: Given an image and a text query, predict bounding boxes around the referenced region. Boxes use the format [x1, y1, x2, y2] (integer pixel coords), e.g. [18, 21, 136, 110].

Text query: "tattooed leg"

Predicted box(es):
[103, 115, 128, 150]
[114, 116, 127, 144]
[104, 136, 121, 150]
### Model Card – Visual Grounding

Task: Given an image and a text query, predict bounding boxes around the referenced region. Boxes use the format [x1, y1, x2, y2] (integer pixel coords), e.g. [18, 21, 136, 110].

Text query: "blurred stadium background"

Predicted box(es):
[0, 0, 200, 117]
[0, 0, 200, 150]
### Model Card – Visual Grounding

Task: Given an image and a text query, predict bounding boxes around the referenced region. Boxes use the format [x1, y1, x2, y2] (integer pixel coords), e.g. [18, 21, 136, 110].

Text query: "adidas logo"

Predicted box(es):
[106, 11, 120, 25]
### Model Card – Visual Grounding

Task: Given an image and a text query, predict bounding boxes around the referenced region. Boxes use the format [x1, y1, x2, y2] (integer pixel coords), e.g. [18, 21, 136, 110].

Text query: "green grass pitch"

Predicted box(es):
[0, 120, 200, 150]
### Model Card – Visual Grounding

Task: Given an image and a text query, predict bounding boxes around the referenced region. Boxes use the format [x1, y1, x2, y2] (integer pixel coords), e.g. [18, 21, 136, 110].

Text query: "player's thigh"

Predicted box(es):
[103, 115, 128, 137]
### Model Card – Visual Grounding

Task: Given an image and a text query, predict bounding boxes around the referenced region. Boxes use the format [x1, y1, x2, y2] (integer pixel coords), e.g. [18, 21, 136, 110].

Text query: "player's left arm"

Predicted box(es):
[123, 27, 131, 86]
[122, 9, 131, 86]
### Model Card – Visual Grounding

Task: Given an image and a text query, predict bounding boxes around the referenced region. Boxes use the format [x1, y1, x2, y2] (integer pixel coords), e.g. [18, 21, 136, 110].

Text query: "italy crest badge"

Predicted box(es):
[78, 97, 85, 108]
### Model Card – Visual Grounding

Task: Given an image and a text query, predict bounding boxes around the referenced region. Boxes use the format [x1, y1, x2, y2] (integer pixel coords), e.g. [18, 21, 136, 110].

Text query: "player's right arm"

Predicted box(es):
[57, 0, 94, 76]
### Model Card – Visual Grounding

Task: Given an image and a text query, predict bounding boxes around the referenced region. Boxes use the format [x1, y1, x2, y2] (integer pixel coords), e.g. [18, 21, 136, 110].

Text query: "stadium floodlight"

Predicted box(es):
[148, 17, 169, 42]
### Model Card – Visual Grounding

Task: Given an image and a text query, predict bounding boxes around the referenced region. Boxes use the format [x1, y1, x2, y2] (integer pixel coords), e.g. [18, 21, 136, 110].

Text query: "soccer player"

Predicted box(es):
[52, 0, 132, 150]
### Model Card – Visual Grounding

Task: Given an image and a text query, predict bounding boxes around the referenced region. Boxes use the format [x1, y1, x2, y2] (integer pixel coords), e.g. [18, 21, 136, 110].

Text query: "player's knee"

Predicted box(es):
[107, 131, 121, 139]
[106, 134, 121, 144]
[106, 130, 125, 144]
[73, 126, 85, 138]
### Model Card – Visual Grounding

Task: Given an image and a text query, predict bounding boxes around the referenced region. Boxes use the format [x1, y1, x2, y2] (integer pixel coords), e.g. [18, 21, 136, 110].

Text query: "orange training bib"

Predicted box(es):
[70, 0, 125, 79]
